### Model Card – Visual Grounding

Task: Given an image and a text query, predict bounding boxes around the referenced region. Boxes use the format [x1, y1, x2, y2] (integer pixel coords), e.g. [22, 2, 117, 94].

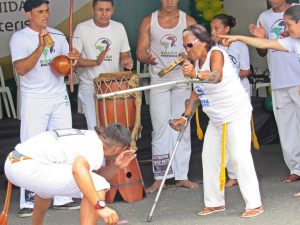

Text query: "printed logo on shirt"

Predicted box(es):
[194, 85, 205, 98]
[95, 38, 112, 62]
[160, 34, 179, 58]
[53, 129, 84, 137]
[40, 48, 52, 67]
[64, 94, 70, 106]
[269, 19, 286, 52]
[201, 99, 210, 107]
[270, 19, 286, 40]
[153, 154, 173, 177]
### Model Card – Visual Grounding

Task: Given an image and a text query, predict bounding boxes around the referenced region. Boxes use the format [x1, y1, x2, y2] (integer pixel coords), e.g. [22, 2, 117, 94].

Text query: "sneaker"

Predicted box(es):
[18, 208, 33, 218]
[53, 201, 80, 210]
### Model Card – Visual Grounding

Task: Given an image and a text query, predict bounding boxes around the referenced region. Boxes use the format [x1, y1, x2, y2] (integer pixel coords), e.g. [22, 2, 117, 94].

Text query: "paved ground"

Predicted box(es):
[1, 144, 300, 225]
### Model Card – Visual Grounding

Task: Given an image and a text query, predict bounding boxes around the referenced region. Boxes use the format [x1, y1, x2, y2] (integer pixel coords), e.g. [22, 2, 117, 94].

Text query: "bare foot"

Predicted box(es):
[283, 174, 300, 183]
[145, 180, 166, 193]
[294, 192, 300, 197]
[176, 180, 199, 189]
[225, 179, 238, 188]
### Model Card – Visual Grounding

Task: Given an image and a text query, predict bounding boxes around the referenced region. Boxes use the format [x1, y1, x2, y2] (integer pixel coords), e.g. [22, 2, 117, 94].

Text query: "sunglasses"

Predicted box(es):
[183, 39, 199, 49]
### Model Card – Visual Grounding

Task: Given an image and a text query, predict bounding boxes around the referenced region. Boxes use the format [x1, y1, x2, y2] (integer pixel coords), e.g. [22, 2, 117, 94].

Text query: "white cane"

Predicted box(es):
[96, 72, 218, 100]
[147, 100, 200, 222]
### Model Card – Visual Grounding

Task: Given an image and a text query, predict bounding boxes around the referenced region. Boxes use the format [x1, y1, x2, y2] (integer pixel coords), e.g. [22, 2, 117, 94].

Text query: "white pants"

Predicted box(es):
[78, 90, 97, 130]
[227, 89, 251, 179]
[20, 93, 72, 208]
[150, 82, 191, 180]
[5, 158, 109, 200]
[272, 87, 300, 176]
[202, 113, 262, 209]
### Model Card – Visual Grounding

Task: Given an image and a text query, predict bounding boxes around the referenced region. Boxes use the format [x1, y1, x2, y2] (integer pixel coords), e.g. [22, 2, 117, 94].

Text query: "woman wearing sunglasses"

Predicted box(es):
[211, 14, 252, 188]
[170, 24, 263, 218]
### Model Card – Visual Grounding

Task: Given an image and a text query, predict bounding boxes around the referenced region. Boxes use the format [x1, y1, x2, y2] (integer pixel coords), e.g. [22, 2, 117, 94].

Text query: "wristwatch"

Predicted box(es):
[95, 200, 106, 210]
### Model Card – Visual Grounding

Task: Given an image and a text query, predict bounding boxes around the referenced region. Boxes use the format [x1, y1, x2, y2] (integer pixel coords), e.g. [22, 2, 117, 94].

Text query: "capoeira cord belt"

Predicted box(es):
[220, 123, 227, 191]
[0, 151, 32, 225]
[195, 108, 204, 140]
[251, 115, 259, 150]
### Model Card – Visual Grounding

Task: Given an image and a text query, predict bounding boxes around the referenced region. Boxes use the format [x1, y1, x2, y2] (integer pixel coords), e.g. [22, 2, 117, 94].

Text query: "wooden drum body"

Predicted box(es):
[94, 71, 145, 203]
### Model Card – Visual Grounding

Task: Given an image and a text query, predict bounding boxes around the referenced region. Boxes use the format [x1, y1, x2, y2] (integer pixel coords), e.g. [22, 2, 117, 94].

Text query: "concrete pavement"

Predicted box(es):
[1, 144, 300, 225]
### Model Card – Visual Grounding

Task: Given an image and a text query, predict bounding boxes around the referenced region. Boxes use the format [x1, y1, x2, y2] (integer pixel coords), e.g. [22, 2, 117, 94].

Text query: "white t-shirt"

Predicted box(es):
[218, 41, 251, 95]
[149, 10, 186, 83]
[278, 37, 300, 61]
[73, 19, 131, 91]
[15, 129, 103, 171]
[258, 6, 300, 89]
[10, 27, 69, 98]
[194, 46, 252, 125]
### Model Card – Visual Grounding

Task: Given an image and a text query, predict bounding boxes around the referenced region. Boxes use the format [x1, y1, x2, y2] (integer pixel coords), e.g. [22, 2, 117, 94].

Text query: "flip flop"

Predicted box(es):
[293, 192, 300, 197]
[198, 206, 226, 216]
[241, 206, 264, 218]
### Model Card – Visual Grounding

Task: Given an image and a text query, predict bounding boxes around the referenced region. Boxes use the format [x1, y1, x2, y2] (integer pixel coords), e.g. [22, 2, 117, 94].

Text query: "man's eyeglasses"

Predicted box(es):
[183, 39, 199, 49]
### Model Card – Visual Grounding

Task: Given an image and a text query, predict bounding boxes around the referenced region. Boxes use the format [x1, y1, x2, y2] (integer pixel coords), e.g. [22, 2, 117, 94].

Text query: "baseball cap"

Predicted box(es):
[24, 0, 49, 12]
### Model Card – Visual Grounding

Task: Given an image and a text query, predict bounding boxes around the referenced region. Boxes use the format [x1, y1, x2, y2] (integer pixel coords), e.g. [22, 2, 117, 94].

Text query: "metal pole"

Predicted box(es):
[96, 78, 199, 99]
[147, 119, 190, 222]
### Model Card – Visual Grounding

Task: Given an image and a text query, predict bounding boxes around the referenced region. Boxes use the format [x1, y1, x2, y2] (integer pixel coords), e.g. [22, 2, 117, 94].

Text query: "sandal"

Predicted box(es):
[241, 206, 264, 218]
[198, 206, 225, 216]
[293, 192, 300, 197]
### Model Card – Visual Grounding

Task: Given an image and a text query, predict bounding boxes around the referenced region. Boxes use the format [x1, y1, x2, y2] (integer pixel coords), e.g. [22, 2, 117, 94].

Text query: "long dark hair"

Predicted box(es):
[183, 24, 215, 51]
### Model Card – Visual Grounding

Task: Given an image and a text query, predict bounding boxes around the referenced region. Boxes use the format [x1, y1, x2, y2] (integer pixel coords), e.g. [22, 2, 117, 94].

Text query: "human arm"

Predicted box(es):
[186, 14, 197, 26]
[170, 91, 199, 131]
[182, 50, 224, 82]
[13, 29, 48, 75]
[249, 22, 268, 57]
[136, 15, 158, 65]
[72, 156, 118, 224]
[77, 48, 109, 68]
[220, 35, 287, 52]
[239, 69, 251, 79]
[238, 43, 251, 79]
[120, 51, 133, 70]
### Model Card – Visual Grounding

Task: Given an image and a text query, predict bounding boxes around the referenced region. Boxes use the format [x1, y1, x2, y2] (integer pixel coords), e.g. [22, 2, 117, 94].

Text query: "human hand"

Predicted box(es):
[145, 51, 157, 65]
[182, 60, 196, 78]
[280, 29, 289, 38]
[120, 57, 133, 70]
[249, 22, 266, 38]
[67, 48, 81, 66]
[218, 35, 239, 46]
[97, 206, 119, 225]
[96, 48, 109, 66]
[169, 118, 186, 131]
[114, 149, 136, 169]
[39, 29, 49, 48]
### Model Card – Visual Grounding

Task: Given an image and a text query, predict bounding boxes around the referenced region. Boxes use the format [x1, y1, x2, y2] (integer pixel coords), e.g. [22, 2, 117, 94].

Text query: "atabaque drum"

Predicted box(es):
[94, 71, 145, 203]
